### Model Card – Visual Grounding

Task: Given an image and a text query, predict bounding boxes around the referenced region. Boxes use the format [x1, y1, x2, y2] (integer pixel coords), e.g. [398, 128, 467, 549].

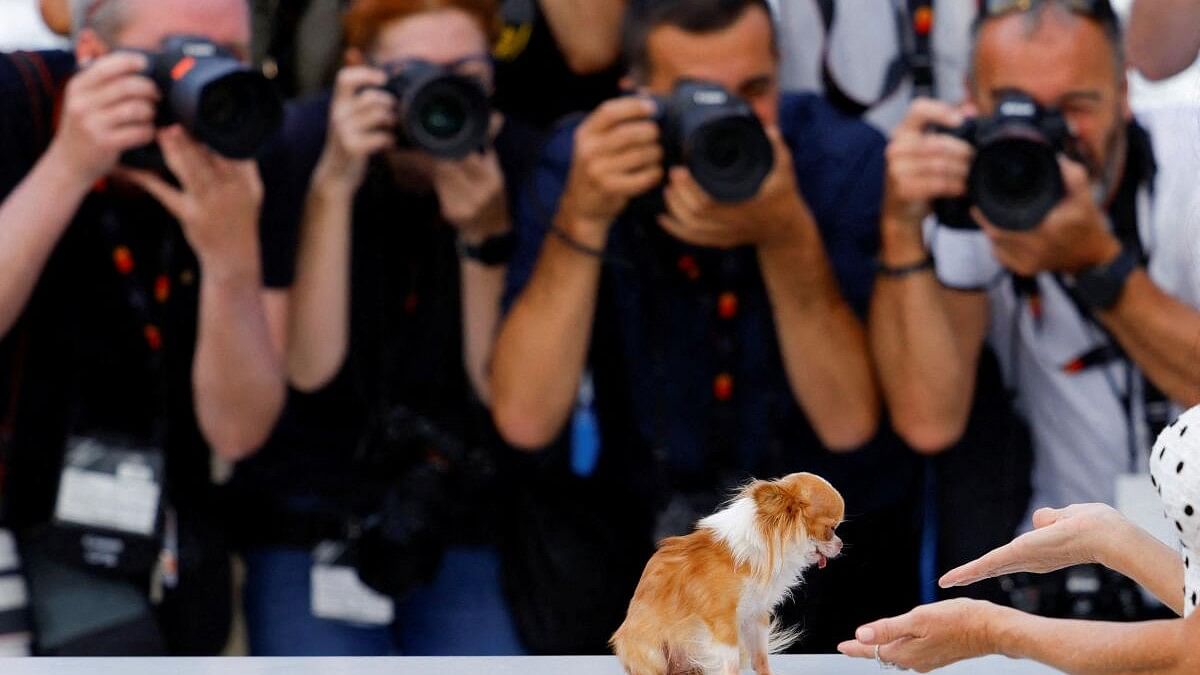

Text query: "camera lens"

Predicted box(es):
[971, 137, 1063, 231]
[686, 116, 773, 203]
[395, 71, 490, 160]
[420, 94, 468, 140]
[198, 80, 244, 134]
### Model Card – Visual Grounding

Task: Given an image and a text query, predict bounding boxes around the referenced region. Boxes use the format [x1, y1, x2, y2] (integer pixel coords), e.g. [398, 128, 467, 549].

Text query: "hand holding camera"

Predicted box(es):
[979, 156, 1121, 276]
[659, 125, 812, 250]
[559, 97, 665, 249]
[47, 52, 159, 187]
[432, 114, 510, 241]
[121, 126, 265, 274]
[315, 66, 397, 195]
[884, 98, 973, 232]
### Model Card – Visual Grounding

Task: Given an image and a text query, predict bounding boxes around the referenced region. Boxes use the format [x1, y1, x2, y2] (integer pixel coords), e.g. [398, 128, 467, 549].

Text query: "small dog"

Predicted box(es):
[611, 472, 844, 675]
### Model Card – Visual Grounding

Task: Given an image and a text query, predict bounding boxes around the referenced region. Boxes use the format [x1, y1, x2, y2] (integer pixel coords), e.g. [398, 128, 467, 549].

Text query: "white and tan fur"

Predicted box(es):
[611, 472, 845, 675]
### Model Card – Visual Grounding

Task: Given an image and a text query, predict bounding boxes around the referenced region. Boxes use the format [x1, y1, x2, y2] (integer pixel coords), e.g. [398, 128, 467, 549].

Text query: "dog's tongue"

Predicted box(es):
[818, 554, 828, 569]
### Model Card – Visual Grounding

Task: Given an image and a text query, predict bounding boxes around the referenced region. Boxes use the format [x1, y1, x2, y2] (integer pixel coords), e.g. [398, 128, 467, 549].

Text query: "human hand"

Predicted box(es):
[940, 503, 1129, 588]
[657, 126, 814, 250]
[47, 52, 159, 186]
[121, 126, 263, 277]
[557, 97, 662, 248]
[314, 65, 395, 195]
[838, 598, 1006, 673]
[884, 98, 973, 229]
[978, 157, 1122, 276]
[432, 114, 510, 241]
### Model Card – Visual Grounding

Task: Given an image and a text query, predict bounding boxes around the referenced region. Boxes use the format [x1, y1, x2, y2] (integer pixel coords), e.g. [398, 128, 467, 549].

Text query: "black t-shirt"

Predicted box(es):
[228, 95, 527, 545]
[492, 0, 622, 132]
[0, 50, 293, 531]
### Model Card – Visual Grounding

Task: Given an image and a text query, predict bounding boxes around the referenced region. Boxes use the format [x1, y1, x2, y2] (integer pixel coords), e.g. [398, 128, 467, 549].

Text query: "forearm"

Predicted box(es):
[1099, 518, 1186, 615]
[193, 259, 286, 461]
[870, 219, 980, 453]
[1127, 0, 1200, 80]
[758, 220, 878, 451]
[0, 146, 93, 335]
[286, 176, 354, 391]
[1098, 271, 1200, 406]
[460, 256, 508, 405]
[491, 217, 603, 450]
[538, 0, 625, 73]
[992, 606, 1199, 674]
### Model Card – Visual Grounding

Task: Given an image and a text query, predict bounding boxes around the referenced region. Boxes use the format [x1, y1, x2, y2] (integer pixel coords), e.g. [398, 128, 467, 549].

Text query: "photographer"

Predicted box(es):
[872, 0, 1200, 619]
[0, 0, 288, 655]
[226, 0, 526, 656]
[491, 0, 922, 653]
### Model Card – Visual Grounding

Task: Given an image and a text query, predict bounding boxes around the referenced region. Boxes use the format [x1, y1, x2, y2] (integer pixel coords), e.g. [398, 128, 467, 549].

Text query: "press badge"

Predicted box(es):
[310, 541, 394, 626]
[53, 436, 164, 538]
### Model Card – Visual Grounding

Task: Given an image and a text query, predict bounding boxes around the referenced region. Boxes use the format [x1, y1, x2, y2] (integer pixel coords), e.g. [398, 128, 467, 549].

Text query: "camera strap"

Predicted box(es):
[816, 0, 937, 116]
[1042, 122, 1162, 470]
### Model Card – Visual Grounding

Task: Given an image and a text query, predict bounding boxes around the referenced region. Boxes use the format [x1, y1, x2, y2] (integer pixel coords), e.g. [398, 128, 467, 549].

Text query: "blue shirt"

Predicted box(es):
[506, 93, 916, 514]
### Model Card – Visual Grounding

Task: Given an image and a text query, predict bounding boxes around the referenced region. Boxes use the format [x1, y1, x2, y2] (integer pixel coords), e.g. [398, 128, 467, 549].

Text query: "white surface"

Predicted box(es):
[0, 656, 1063, 674]
[0, 0, 67, 51]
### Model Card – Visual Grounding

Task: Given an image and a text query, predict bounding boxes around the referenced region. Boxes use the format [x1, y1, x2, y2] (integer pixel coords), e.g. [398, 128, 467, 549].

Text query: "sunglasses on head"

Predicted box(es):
[979, 0, 1118, 28]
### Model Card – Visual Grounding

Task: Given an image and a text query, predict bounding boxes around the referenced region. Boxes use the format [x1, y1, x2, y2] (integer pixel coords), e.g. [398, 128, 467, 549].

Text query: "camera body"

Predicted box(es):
[934, 92, 1077, 231]
[653, 80, 774, 203]
[382, 60, 491, 160]
[130, 35, 283, 162]
[349, 404, 498, 599]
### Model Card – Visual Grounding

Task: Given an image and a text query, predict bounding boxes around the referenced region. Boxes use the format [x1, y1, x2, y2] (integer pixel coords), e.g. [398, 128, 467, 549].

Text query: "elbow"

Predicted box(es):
[208, 421, 276, 463]
[816, 402, 881, 453]
[492, 396, 562, 452]
[890, 407, 965, 455]
[490, 373, 564, 451]
[561, 43, 620, 75]
[287, 348, 344, 394]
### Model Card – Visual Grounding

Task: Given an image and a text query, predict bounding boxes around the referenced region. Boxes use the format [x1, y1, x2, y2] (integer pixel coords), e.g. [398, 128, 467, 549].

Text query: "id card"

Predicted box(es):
[310, 541, 394, 626]
[1116, 473, 1179, 550]
[53, 436, 163, 537]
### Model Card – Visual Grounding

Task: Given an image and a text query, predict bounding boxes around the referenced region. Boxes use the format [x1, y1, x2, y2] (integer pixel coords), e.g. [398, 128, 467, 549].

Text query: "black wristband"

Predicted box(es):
[876, 253, 935, 278]
[458, 231, 516, 266]
[1072, 247, 1138, 311]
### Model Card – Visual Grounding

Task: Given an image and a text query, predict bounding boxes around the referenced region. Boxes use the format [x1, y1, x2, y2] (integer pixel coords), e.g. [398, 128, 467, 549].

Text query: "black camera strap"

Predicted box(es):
[1034, 122, 1161, 470]
[816, 0, 937, 117]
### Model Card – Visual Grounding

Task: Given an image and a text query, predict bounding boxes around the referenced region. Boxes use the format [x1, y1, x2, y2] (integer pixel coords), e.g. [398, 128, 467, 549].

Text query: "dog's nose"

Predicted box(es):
[828, 536, 843, 557]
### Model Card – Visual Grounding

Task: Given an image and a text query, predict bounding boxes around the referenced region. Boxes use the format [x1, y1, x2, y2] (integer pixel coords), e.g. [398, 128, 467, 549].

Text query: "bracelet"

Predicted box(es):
[550, 225, 606, 258]
[457, 231, 516, 267]
[876, 253, 935, 278]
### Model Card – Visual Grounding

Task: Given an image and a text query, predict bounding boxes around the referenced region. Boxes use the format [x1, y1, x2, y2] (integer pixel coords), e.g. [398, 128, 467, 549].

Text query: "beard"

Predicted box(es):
[1081, 116, 1127, 206]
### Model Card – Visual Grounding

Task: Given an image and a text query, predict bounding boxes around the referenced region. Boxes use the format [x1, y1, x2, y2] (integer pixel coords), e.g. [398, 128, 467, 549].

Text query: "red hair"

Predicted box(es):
[343, 0, 500, 51]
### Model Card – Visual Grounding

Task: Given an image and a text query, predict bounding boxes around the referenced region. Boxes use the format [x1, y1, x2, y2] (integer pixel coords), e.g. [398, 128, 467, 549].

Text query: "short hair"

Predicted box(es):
[71, 0, 128, 44]
[343, 0, 500, 52]
[968, 0, 1126, 91]
[621, 0, 777, 80]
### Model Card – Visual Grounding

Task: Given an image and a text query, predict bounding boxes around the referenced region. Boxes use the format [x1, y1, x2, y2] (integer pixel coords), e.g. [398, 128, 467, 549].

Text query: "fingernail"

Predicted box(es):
[857, 627, 875, 643]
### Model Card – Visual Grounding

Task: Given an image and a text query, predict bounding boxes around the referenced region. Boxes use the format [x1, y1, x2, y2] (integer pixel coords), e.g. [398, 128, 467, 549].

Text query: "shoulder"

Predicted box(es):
[778, 91, 888, 167]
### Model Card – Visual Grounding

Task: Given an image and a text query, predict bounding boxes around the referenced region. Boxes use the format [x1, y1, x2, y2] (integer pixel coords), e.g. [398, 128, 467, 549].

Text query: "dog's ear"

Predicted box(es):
[751, 480, 808, 520]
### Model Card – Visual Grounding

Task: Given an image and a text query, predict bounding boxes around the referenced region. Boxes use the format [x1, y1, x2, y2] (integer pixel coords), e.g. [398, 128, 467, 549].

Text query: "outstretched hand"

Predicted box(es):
[939, 503, 1125, 589]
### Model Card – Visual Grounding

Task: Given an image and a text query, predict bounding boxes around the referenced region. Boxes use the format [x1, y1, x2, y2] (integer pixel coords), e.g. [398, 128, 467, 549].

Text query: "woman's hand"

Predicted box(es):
[838, 598, 1009, 673]
[939, 503, 1129, 589]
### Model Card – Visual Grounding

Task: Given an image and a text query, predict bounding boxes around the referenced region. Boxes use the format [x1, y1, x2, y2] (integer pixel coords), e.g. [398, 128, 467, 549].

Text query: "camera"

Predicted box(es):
[933, 92, 1078, 231]
[349, 404, 498, 598]
[653, 80, 774, 203]
[383, 61, 491, 160]
[133, 35, 283, 160]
